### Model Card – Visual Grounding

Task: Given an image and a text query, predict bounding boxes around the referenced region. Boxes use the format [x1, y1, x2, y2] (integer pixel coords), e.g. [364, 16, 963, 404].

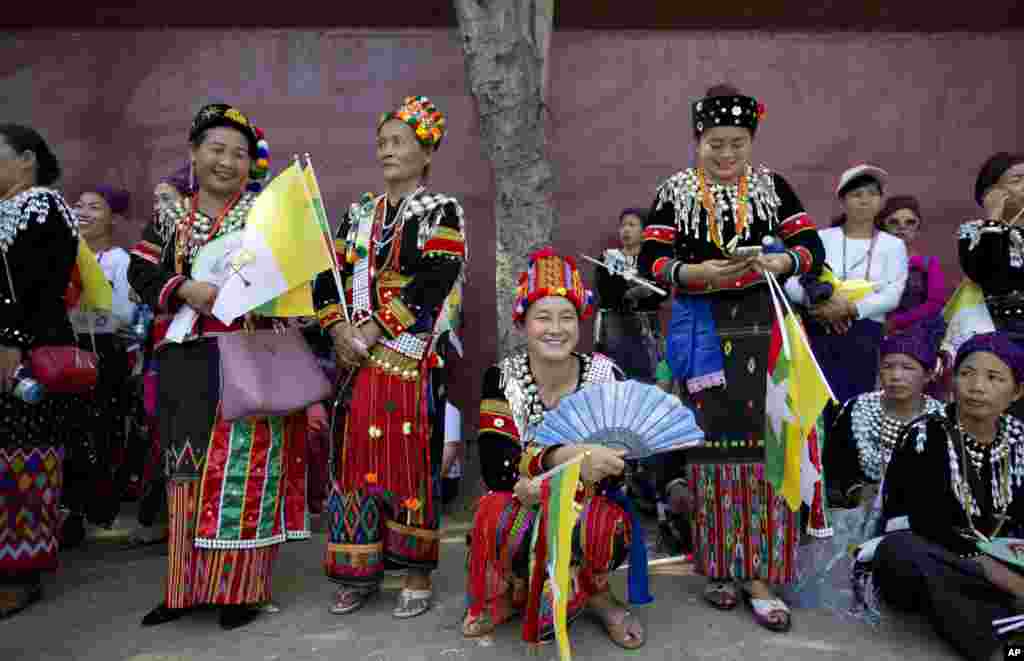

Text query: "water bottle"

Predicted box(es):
[11, 365, 45, 404]
[131, 305, 154, 342]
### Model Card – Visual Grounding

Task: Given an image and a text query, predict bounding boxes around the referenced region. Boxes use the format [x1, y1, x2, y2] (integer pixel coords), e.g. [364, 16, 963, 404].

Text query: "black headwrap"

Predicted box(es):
[189, 103, 259, 157]
[974, 152, 1024, 207]
[692, 94, 764, 139]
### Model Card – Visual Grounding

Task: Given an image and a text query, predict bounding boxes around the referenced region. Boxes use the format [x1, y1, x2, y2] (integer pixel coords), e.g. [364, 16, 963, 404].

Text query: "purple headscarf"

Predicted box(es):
[160, 163, 192, 196]
[954, 332, 1024, 384]
[880, 316, 946, 370]
[87, 185, 131, 216]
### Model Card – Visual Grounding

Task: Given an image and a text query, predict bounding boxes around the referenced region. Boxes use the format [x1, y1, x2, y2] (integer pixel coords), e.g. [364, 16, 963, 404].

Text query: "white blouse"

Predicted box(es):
[785, 226, 908, 323]
[68, 246, 138, 334]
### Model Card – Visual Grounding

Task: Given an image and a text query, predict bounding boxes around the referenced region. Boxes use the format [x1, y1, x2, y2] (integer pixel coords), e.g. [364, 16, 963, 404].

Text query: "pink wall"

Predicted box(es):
[4, 28, 1022, 431]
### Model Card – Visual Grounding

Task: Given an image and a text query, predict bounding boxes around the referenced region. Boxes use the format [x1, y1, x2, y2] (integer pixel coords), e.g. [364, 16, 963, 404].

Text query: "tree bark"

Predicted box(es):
[454, 0, 557, 358]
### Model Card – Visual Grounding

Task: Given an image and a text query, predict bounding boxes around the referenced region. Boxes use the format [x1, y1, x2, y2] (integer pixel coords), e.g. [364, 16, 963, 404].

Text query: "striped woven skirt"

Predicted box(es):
[688, 462, 800, 585]
[466, 491, 630, 636]
[165, 479, 277, 608]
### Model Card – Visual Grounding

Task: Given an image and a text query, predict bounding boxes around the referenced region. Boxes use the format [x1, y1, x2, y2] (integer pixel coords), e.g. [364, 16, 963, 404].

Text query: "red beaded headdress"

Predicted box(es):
[512, 247, 594, 324]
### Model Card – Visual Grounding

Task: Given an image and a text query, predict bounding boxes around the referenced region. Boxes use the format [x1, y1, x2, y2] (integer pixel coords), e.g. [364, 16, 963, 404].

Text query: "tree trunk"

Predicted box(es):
[454, 0, 557, 359]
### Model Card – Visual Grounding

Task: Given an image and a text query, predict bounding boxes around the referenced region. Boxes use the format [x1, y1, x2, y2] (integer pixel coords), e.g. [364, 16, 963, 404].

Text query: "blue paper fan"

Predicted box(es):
[531, 381, 705, 459]
[978, 537, 1024, 570]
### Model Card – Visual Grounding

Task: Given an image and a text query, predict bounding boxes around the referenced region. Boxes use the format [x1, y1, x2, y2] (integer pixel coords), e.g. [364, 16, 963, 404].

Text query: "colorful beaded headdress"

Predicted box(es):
[377, 95, 446, 151]
[692, 94, 765, 138]
[512, 246, 594, 324]
[188, 103, 270, 191]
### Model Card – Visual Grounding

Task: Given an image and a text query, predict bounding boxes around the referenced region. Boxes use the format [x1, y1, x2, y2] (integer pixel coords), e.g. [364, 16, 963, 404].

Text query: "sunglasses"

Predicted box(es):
[885, 217, 920, 229]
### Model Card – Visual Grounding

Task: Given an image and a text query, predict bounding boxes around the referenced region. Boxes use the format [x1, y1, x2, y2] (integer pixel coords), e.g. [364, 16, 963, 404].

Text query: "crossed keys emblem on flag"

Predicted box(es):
[229, 249, 255, 287]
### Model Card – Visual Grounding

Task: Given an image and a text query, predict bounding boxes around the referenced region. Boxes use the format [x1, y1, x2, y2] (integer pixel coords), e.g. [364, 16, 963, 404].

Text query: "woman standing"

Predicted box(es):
[129, 104, 308, 631]
[880, 195, 947, 335]
[128, 169, 190, 547]
[462, 248, 644, 649]
[786, 165, 908, 416]
[313, 96, 466, 619]
[64, 186, 138, 535]
[638, 84, 827, 632]
[594, 208, 666, 383]
[880, 194, 949, 400]
[872, 332, 1024, 661]
[0, 124, 84, 617]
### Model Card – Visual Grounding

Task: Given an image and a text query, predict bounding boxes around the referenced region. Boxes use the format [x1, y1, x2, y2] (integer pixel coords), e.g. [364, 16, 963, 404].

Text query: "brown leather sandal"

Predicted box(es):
[462, 611, 497, 638]
[586, 594, 646, 650]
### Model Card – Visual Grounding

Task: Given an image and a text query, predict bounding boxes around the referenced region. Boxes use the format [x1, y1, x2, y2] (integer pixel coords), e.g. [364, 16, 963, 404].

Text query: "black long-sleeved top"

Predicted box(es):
[593, 249, 664, 314]
[824, 391, 945, 506]
[127, 192, 258, 344]
[0, 188, 78, 350]
[883, 407, 1024, 558]
[958, 219, 1024, 331]
[476, 352, 621, 494]
[637, 166, 825, 292]
[311, 191, 465, 342]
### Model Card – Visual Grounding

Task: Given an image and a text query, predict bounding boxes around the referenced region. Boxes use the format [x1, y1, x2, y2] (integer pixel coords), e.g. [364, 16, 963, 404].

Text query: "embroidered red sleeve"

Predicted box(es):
[777, 212, 816, 241]
[643, 224, 676, 245]
[158, 275, 187, 312]
[790, 246, 814, 274]
[480, 399, 519, 441]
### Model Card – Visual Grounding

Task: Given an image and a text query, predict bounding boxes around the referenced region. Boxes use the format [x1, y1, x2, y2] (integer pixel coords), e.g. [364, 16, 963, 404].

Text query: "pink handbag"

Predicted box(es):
[217, 327, 334, 422]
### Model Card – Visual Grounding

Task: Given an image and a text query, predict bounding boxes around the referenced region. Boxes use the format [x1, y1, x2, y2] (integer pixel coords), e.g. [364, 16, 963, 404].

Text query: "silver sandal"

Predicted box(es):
[393, 587, 432, 619]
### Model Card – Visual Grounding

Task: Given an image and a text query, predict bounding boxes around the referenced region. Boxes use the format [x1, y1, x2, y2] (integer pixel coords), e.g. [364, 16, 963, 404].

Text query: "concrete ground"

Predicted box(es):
[1, 505, 964, 661]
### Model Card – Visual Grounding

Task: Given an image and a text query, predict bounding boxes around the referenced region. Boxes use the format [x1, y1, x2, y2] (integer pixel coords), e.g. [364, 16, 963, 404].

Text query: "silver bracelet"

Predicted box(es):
[672, 261, 686, 286]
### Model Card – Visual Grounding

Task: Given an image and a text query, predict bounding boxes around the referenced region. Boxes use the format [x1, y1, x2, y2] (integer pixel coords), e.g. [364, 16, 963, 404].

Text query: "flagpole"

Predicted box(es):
[766, 272, 837, 403]
[295, 153, 349, 325]
[764, 271, 791, 360]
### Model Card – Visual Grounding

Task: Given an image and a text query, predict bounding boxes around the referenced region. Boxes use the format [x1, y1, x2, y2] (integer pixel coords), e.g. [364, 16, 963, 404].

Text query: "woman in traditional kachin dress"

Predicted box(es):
[824, 316, 946, 511]
[313, 96, 466, 619]
[869, 332, 1024, 661]
[129, 104, 309, 631]
[0, 124, 85, 618]
[61, 186, 138, 539]
[958, 153, 1024, 415]
[128, 168, 190, 547]
[637, 84, 827, 631]
[461, 248, 644, 649]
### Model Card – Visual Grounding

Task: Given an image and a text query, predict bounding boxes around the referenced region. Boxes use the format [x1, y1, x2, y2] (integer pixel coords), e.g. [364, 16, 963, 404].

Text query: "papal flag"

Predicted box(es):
[212, 161, 334, 324]
[65, 239, 113, 312]
[941, 277, 995, 358]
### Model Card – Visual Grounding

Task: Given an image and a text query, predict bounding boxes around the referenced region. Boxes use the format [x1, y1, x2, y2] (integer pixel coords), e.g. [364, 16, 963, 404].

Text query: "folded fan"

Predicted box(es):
[531, 380, 705, 459]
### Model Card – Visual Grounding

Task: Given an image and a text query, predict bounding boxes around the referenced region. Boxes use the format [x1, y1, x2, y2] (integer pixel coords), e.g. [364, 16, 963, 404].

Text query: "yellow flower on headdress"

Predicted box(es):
[224, 108, 249, 126]
[556, 287, 568, 296]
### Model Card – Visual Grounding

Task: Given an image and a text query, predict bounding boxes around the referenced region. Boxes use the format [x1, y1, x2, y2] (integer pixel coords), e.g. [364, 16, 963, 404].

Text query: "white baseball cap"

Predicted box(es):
[836, 164, 888, 197]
